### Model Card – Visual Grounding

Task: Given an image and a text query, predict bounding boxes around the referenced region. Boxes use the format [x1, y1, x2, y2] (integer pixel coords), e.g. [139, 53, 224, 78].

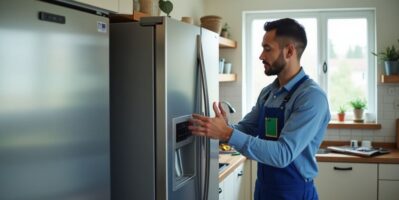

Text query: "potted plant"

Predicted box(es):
[159, 0, 173, 17]
[337, 105, 346, 122]
[371, 40, 399, 75]
[350, 98, 367, 122]
[220, 23, 231, 38]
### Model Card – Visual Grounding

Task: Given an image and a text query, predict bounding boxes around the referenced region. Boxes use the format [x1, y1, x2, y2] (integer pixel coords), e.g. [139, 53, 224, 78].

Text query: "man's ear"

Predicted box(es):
[285, 43, 296, 59]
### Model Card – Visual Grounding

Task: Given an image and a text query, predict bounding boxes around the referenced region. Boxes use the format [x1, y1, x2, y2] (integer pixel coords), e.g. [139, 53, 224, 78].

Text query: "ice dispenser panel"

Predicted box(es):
[172, 115, 196, 190]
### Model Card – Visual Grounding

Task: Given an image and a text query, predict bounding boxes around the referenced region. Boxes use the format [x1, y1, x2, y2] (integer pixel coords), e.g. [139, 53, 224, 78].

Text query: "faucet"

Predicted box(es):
[221, 101, 236, 114]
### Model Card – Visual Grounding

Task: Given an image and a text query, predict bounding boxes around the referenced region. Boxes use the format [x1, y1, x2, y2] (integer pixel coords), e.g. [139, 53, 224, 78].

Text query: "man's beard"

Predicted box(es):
[264, 51, 286, 76]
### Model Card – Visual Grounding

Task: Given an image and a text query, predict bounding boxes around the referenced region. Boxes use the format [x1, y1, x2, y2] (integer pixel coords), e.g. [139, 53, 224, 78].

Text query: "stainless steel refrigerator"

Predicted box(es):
[0, 1, 110, 199]
[110, 17, 219, 200]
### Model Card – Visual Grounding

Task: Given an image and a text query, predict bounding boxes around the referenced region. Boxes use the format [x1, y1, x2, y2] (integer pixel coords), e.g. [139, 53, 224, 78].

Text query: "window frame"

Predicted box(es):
[243, 9, 376, 119]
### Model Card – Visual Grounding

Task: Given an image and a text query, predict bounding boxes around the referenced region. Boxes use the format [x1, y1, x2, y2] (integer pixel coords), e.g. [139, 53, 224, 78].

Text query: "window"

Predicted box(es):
[244, 10, 376, 119]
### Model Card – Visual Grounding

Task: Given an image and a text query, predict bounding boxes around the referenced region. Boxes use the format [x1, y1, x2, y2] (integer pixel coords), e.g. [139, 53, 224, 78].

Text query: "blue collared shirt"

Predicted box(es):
[228, 69, 330, 180]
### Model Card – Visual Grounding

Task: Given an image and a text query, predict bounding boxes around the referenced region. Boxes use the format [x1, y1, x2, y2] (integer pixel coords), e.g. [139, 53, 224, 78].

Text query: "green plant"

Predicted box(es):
[338, 105, 346, 114]
[371, 39, 399, 61]
[350, 98, 367, 110]
[159, 0, 173, 17]
[221, 23, 230, 32]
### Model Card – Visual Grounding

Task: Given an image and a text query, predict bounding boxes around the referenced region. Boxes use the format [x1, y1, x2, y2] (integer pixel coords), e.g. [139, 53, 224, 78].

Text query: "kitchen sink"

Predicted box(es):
[219, 163, 229, 173]
[317, 148, 331, 154]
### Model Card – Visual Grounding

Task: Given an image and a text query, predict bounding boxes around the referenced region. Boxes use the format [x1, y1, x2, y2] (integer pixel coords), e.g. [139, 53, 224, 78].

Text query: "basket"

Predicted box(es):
[200, 15, 222, 34]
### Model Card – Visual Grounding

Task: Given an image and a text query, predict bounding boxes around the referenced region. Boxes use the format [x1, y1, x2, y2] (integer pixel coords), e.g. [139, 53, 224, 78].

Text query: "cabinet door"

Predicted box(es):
[379, 180, 399, 200]
[73, 0, 119, 12]
[71, 0, 133, 14]
[231, 164, 245, 200]
[219, 181, 225, 200]
[378, 164, 399, 200]
[315, 162, 377, 200]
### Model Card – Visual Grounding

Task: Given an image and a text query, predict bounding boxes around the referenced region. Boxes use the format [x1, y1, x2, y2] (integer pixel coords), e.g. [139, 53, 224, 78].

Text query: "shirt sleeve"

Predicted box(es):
[228, 88, 330, 168]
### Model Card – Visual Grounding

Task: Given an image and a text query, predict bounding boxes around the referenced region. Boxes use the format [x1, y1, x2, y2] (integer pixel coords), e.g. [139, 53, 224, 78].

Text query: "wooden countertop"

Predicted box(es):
[317, 141, 399, 164]
[316, 149, 399, 164]
[218, 153, 246, 182]
[218, 142, 399, 183]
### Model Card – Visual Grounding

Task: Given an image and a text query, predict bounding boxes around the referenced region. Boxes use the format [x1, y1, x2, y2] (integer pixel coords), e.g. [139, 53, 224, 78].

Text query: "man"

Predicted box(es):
[188, 18, 330, 200]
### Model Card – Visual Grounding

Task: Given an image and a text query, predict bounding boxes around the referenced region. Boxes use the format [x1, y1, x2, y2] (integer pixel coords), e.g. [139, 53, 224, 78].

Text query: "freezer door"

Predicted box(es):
[0, 1, 110, 200]
[110, 22, 156, 200]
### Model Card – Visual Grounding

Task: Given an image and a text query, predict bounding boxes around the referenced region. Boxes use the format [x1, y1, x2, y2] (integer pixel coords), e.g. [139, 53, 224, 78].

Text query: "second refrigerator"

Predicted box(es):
[110, 17, 219, 200]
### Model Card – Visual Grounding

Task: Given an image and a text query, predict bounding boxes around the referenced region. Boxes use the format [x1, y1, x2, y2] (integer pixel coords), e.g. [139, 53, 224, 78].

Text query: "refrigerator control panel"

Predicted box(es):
[176, 121, 191, 143]
[173, 115, 194, 148]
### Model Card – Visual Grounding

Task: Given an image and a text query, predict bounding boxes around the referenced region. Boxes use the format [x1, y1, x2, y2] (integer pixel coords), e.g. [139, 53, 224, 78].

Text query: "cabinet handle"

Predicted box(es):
[237, 171, 243, 176]
[219, 188, 222, 194]
[333, 166, 353, 171]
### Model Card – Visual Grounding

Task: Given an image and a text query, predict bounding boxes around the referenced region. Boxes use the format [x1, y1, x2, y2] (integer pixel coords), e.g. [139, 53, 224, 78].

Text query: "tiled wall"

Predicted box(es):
[220, 84, 398, 143]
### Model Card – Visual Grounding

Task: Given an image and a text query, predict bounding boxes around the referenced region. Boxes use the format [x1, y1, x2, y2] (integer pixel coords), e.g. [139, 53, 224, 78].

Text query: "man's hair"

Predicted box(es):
[264, 18, 307, 59]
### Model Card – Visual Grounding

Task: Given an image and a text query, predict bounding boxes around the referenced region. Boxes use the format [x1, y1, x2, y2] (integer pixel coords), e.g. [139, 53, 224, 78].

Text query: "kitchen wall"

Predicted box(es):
[203, 0, 399, 142]
[167, 0, 204, 25]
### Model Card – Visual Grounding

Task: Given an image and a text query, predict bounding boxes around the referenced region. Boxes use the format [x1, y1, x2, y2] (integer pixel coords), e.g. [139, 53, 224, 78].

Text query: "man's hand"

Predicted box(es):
[188, 102, 233, 142]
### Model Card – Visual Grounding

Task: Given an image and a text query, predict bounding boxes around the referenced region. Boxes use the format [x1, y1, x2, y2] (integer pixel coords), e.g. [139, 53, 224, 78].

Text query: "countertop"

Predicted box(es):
[317, 141, 399, 164]
[218, 147, 399, 182]
[316, 148, 399, 164]
[218, 153, 246, 182]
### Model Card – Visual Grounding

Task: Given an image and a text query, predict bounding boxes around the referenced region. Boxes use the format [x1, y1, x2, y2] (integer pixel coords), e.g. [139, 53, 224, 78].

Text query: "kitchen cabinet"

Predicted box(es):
[220, 162, 247, 200]
[219, 181, 225, 200]
[378, 164, 399, 200]
[315, 162, 378, 200]
[71, 0, 132, 14]
[219, 37, 237, 82]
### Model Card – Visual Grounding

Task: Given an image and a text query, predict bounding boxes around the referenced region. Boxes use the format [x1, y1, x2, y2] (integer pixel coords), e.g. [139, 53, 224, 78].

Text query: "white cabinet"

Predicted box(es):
[378, 164, 399, 200]
[224, 163, 245, 200]
[71, 0, 133, 14]
[219, 161, 250, 200]
[315, 162, 377, 200]
[219, 181, 225, 200]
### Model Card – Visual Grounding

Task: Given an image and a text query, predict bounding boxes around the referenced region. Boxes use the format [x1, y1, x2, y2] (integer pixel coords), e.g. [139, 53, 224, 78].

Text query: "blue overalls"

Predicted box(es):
[254, 75, 318, 200]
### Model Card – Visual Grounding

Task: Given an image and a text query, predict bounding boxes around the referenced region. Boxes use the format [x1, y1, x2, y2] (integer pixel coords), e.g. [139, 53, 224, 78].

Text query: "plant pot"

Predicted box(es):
[353, 109, 364, 123]
[139, 0, 160, 16]
[384, 61, 399, 75]
[221, 30, 229, 38]
[337, 113, 345, 122]
[200, 15, 222, 34]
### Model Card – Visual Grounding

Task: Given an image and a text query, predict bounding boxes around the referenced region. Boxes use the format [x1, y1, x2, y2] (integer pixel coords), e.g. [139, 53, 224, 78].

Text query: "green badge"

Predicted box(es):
[265, 117, 278, 138]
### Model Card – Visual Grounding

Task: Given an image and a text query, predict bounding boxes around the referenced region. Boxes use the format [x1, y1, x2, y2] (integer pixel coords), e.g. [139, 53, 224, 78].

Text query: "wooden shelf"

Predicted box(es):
[328, 121, 381, 129]
[381, 75, 399, 83]
[218, 74, 237, 82]
[109, 11, 149, 23]
[219, 37, 237, 48]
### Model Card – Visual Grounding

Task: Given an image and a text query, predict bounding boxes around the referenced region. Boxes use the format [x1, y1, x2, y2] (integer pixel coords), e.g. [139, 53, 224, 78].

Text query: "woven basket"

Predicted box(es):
[200, 15, 222, 34]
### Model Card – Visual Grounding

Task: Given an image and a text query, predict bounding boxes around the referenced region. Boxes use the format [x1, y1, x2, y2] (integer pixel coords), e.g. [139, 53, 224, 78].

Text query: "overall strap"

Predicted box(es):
[262, 75, 309, 107]
[280, 75, 309, 108]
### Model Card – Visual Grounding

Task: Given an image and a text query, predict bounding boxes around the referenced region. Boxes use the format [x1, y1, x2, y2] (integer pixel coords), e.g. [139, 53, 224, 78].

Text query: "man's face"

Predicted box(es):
[259, 29, 286, 76]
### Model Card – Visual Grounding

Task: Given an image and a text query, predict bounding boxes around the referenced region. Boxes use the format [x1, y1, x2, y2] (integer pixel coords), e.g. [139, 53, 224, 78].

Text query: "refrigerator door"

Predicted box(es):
[200, 28, 220, 200]
[153, 17, 202, 200]
[110, 22, 156, 200]
[0, 1, 110, 200]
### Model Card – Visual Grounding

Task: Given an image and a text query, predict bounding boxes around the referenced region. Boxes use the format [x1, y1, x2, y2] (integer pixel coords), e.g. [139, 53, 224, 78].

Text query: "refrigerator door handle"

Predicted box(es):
[197, 35, 211, 200]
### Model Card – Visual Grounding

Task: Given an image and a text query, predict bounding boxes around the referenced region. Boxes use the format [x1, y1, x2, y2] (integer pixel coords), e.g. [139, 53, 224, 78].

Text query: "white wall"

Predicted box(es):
[164, 0, 204, 25]
[203, 0, 399, 142]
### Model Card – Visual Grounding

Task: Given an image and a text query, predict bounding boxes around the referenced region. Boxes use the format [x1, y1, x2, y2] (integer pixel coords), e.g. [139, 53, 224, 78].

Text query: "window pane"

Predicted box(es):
[250, 18, 317, 105]
[327, 18, 368, 112]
